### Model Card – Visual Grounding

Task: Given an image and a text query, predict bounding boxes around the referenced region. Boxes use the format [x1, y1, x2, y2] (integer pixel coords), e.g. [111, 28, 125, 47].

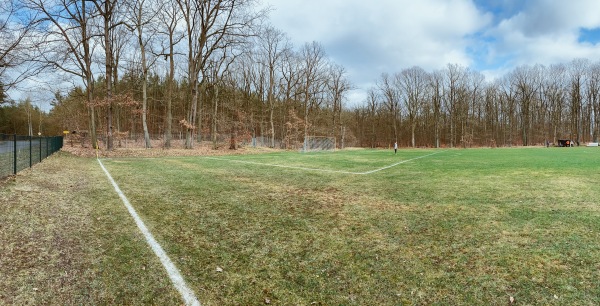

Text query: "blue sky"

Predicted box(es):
[262, 0, 600, 105]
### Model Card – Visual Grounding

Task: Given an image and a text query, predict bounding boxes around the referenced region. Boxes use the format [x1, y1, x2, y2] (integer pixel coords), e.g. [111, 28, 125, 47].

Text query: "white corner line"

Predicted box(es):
[204, 150, 445, 175]
[97, 158, 201, 306]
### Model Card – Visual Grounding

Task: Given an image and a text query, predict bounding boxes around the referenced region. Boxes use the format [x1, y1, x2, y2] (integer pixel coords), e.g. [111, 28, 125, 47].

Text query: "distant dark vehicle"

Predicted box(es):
[557, 139, 574, 147]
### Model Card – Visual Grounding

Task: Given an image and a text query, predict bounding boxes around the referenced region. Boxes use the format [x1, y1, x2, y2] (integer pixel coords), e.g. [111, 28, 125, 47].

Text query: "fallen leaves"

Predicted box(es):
[61, 141, 279, 158]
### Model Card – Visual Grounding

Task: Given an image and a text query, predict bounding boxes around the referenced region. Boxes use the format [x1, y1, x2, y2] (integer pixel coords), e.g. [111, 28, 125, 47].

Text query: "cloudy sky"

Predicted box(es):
[261, 0, 600, 105]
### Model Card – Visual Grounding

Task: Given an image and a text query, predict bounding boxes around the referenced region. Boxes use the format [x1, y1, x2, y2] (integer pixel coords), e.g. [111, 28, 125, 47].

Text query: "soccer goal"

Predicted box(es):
[302, 136, 336, 152]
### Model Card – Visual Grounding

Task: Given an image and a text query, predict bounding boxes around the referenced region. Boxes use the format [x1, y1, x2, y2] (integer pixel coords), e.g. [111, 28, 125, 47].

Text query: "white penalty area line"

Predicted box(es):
[97, 158, 201, 306]
[205, 150, 445, 175]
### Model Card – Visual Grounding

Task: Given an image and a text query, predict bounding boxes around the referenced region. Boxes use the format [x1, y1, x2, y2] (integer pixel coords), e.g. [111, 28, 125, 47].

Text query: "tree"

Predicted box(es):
[587, 62, 600, 142]
[26, 0, 99, 147]
[467, 70, 485, 145]
[568, 58, 588, 145]
[0, 0, 40, 94]
[509, 65, 540, 146]
[299, 41, 327, 150]
[443, 64, 468, 147]
[483, 81, 500, 145]
[91, 0, 126, 150]
[278, 48, 302, 147]
[364, 87, 380, 148]
[156, 0, 183, 148]
[397, 66, 428, 147]
[206, 46, 238, 149]
[542, 64, 567, 144]
[429, 70, 443, 147]
[177, 0, 264, 149]
[256, 26, 289, 148]
[326, 64, 352, 148]
[378, 73, 400, 144]
[125, 0, 164, 148]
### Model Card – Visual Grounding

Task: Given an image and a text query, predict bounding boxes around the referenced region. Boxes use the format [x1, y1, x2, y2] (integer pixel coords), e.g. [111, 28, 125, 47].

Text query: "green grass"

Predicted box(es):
[2, 147, 600, 305]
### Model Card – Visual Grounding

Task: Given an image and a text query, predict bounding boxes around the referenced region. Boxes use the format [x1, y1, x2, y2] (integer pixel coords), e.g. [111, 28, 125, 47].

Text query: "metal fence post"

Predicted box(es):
[29, 135, 32, 168]
[13, 133, 17, 175]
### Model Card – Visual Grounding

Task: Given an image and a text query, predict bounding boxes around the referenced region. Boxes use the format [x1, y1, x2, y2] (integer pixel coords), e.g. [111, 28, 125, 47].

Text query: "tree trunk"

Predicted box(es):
[164, 29, 175, 148]
[82, 0, 96, 149]
[411, 121, 416, 148]
[229, 124, 237, 150]
[139, 25, 151, 148]
[185, 79, 198, 149]
[212, 85, 218, 149]
[103, 0, 114, 151]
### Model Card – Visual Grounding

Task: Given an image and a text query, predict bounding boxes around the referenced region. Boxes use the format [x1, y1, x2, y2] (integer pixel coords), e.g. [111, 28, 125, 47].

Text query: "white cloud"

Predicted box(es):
[486, 0, 600, 68]
[261, 0, 600, 104]
[262, 0, 492, 104]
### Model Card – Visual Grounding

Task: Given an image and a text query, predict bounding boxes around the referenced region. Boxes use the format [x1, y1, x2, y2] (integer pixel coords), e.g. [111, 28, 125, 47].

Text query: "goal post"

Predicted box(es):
[302, 136, 336, 152]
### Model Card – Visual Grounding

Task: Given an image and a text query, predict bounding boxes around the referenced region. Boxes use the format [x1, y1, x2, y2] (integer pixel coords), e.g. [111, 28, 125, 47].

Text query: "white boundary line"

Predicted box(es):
[97, 159, 201, 306]
[204, 150, 445, 175]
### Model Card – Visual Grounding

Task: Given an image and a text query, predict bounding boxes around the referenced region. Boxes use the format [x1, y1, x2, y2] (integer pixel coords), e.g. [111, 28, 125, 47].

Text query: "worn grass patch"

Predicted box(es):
[0, 152, 182, 304]
[2, 147, 600, 305]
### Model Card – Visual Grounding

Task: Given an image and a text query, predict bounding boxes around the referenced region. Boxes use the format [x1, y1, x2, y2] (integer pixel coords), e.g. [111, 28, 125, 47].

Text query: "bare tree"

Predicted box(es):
[429, 70, 443, 147]
[587, 62, 600, 142]
[326, 64, 352, 148]
[90, 0, 126, 150]
[156, 0, 183, 148]
[124, 0, 164, 148]
[568, 58, 588, 145]
[206, 46, 238, 149]
[509, 65, 540, 146]
[249, 50, 267, 140]
[256, 26, 289, 147]
[483, 81, 500, 146]
[177, 0, 264, 149]
[299, 41, 327, 150]
[397, 66, 428, 147]
[26, 0, 99, 147]
[110, 22, 131, 132]
[0, 0, 41, 95]
[378, 73, 400, 144]
[364, 87, 380, 148]
[443, 64, 468, 147]
[467, 70, 485, 145]
[279, 48, 302, 147]
[541, 64, 566, 144]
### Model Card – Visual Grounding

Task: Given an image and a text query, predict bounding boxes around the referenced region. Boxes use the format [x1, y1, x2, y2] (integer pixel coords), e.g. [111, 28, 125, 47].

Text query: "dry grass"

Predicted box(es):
[0, 152, 181, 304]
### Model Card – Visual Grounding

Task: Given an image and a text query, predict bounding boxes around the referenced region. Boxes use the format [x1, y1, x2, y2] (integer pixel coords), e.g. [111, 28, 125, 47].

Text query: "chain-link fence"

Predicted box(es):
[0, 134, 64, 179]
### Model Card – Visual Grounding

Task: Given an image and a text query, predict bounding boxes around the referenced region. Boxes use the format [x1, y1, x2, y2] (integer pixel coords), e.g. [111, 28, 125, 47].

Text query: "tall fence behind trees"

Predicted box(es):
[0, 134, 64, 179]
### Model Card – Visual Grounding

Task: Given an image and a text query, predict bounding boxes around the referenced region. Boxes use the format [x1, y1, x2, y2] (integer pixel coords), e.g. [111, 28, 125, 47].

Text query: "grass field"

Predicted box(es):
[2, 147, 600, 305]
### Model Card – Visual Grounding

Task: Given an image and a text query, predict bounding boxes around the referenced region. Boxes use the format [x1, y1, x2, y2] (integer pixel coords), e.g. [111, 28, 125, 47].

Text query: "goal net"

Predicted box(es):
[302, 136, 336, 152]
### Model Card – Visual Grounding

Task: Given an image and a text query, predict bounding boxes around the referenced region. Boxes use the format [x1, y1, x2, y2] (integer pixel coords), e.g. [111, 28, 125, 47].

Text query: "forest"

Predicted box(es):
[1, 0, 600, 149]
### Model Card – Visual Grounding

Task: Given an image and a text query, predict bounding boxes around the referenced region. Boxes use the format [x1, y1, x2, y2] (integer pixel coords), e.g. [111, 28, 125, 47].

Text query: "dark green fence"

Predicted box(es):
[0, 134, 64, 179]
